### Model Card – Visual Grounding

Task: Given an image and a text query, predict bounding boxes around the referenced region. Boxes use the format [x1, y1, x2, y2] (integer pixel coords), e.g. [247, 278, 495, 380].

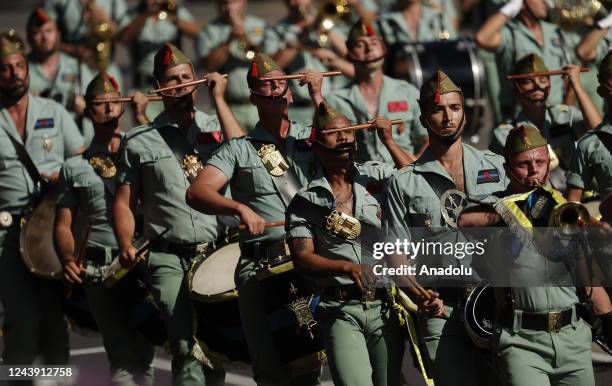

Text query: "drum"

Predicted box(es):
[462, 282, 496, 349]
[256, 257, 326, 378]
[19, 191, 63, 278]
[187, 242, 251, 365]
[387, 38, 486, 137]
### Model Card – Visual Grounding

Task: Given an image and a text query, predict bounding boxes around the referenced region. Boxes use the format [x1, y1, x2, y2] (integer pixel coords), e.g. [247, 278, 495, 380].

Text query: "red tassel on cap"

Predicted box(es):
[163, 46, 172, 66]
[250, 61, 258, 77]
[108, 75, 119, 91]
[35, 9, 49, 24]
[365, 23, 375, 37]
[434, 72, 441, 104]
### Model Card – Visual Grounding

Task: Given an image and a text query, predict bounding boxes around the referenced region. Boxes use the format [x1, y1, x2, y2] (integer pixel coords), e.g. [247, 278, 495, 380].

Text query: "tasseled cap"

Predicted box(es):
[309, 102, 349, 143]
[85, 71, 120, 102]
[418, 70, 461, 107]
[503, 124, 548, 157]
[153, 43, 191, 79]
[347, 18, 379, 46]
[512, 53, 548, 77]
[246, 53, 282, 88]
[26, 8, 53, 34]
[0, 30, 24, 59]
[599, 49, 612, 79]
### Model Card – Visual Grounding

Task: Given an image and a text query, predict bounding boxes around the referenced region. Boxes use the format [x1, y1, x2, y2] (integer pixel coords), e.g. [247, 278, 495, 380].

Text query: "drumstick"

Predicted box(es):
[148, 74, 229, 94]
[92, 95, 163, 103]
[237, 220, 285, 231]
[260, 71, 342, 81]
[322, 119, 404, 134]
[505, 67, 589, 80]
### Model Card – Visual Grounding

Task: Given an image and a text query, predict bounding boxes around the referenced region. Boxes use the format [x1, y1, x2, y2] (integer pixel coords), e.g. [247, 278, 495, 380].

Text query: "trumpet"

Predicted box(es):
[85, 0, 113, 71]
[550, 202, 591, 234]
[157, 1, 177, 21]
[229, 10, 258, 60]
[317, 0, 351, 46]
[549, 0, 608, 28]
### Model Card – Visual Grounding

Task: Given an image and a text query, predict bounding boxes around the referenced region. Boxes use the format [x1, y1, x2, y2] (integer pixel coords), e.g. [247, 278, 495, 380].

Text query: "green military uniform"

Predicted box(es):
[495, 19, 572, 120]
[206, 54, 319, 385]
[382, 73, 508, 386]
[56, 72, 156, 386]
[286, 105, 404, 386]
[117, 45, 225, 386]
[196, 14, 266, 131]
[0, 35, 84, 369]
[262, 19, 334, 125]
[377, 5, 457, 45]
[491, 126, 594, 386]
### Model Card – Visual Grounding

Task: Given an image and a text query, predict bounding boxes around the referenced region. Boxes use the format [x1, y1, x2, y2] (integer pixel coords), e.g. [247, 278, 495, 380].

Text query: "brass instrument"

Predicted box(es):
[550, 202, 590, 234]
[549, 0, 608, 28]
[317, 0, 351, 46]
[157, 1, 177, 21]
[229, 10, 258, 60]
[85, 0, 113, 71]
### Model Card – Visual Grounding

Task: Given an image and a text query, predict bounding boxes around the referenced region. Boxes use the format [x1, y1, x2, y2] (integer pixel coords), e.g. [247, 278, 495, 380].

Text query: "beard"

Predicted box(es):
[168, 92, 195, 113]
[1, 78, 29, 100]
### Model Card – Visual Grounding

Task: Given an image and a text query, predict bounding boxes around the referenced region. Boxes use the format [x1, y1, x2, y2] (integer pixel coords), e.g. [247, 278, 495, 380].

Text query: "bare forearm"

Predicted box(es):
[326, 30, 348, 57]
[330, 57, 355, 79]
[213, 96, 246, 139]
[186, 184, 243, 216]
[290, 238, 349, 276]
[566, 187, 584, 202]
[475, 12, 508, 51]
[383, 140, 414, 168]
[113, 201, 135, 250]
[176, 19, 201, 38]
[588, 286, 612, 315]
[274, 47, 299, 69]
[55, 222, 76, 262]
[201, 41, 231, 71]
[576, 28, 608, 63]
[458, 209, 501, 227]
[573, 82, 603, 131]
[118, 14, 148, 44]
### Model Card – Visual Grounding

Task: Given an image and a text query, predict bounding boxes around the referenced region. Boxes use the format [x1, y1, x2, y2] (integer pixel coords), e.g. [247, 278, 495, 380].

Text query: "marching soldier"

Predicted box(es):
[54, 72, 156, 386]
[0, 33, 84, 378]
[459, 125, 612, 386]
[286, 103, 412, 386]
[476, 0, 574, 120]
[489, 54, 602, 191]
[113, 43, 243, 386]
[196, 0, 266, 130]
[185, 53, 323, 385]
[382, 71, 507, 386]
[328, 18, 428, 164]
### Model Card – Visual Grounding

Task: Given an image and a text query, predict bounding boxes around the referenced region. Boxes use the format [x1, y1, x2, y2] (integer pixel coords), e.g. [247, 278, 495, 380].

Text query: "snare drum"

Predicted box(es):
[187, 242, 251, 365]
[256, 257, 326, 378]
[388, 38, 486, 137]
[463, 282, 496, 349]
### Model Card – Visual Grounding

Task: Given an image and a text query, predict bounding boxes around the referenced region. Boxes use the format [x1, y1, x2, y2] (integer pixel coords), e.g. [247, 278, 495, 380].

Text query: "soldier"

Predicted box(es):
[54, 72, 156, 386]
[195, 0, 266, 131]
[113, 43, 243, 386]
[185, 54, 324, 385]
[476, 0, 573, 120]
[0, 33, 84, 377]
[119, 0, 200, 120]
[377, 0, 458, 46]
[328, 18, 428, 164]
[459, 125, 612, 386]
[286, 103, 411, 386]
[382, 71, 507, 386]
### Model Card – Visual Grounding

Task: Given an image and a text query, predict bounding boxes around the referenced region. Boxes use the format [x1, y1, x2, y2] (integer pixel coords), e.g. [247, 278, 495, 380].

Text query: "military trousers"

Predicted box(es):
[315, 297, 405, 386]
[236, 256, 321, 386]
[146, 250, 225, 386]
[83, 250, 156, 386]
[419, 306, 499, 386]
[493, 311, 594, 386]
[0, 227, 69, 380]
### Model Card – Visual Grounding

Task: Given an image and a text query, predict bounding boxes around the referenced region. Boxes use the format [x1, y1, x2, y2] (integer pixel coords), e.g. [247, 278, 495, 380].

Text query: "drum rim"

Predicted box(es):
[187, 242, 240, 298]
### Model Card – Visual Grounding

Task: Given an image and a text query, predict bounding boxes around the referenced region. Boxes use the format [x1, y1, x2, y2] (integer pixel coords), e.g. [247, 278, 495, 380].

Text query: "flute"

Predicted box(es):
[322, 119, 403, 134]
[506, 67, 589, 80]
[260, 71, 342, 81]
[92, 95, 163, 103]
[148, 74, 229, 94]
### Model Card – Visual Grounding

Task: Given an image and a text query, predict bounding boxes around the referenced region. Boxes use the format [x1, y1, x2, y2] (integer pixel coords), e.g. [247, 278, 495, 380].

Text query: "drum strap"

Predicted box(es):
[595, 131, 612, 155]
[420, 172, 456, 199]
[247, 139, 302, 207]
[1, 128, 47, 193]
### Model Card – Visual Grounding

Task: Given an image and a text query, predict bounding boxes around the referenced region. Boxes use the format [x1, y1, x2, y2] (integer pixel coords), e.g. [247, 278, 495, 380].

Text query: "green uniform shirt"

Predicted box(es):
[566, 116, 612, 196]
[496, 19, 572, 112]
[327, 75, 426, 162]
[195, 15, 266, 104]
[0, 94, 84, 213]
[117, 110, 224, 244]
[378, 7, 457, 45]
[44, 0, 129, 45]
[489, 104, 584, 154]
[206, 121, 315, 243]
[287, 161, 395, 287]
[128, 6, 195, 84]
[56, 136, 124, 248]
[262, 19, 333, 105]
[28, 52, 80, 111]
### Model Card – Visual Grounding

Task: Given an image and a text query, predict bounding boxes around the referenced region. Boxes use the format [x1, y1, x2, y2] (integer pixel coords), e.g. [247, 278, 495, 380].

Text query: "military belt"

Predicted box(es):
[320, 285, 387, 303]
[153, 240, 215, 258]
[501, 307, 574, 333]
[239, 239, 289, 260]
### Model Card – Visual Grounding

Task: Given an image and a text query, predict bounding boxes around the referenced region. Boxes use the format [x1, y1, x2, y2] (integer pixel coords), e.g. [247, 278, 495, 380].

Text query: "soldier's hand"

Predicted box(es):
[563, 64, 582, 88]
[131, 92, 149, 115]
[298, 70, 323, 99]
[416, 290, 445, 317]
[312, 48, 339, 68]
[63, 259, 84, 285]
[119, 245, 140, 268]
[73, 95, 86, 115]
[343, 262, 376, 289]
[237, 205, 267, 235]
[205, 72, 228, 100]
[371, 117, 394, 144]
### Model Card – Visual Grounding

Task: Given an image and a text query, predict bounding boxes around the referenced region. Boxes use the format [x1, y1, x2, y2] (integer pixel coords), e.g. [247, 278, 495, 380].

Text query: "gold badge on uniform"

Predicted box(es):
[326, 210, 362, 239]
[257, 144, 289, 177]
[89, 155, 116, 178]
[181, 154, 204, 182]
[42, 134, 52, 153]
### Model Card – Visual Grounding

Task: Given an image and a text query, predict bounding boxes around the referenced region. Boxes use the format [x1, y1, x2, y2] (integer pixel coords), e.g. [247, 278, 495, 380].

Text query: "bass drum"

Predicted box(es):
[463, 282, 496, 349]
[19, 191, 63, 278]
[388, 38, 486, 137]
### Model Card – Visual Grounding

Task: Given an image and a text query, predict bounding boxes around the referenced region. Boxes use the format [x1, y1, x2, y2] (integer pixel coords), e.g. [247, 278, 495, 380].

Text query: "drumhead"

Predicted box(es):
[189, 242, 240, 298]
